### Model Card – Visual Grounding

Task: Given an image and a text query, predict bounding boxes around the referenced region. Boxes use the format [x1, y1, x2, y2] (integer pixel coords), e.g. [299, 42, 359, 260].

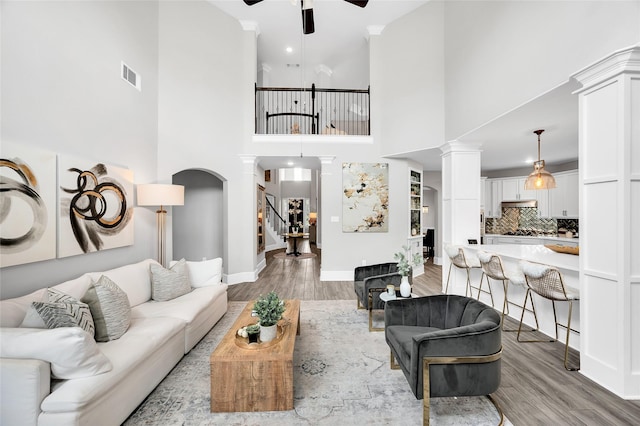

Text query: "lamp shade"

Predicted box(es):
[524, 167, 557, 190]
[137, 184, 184, 207]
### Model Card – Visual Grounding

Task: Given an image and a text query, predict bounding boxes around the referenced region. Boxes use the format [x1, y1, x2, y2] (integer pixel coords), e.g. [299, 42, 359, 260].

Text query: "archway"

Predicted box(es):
[172, 169, 224, 262]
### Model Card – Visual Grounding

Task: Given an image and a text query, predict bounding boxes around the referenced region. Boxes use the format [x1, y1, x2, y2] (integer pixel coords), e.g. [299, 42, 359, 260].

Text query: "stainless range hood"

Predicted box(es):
[501, 200, 537, 208]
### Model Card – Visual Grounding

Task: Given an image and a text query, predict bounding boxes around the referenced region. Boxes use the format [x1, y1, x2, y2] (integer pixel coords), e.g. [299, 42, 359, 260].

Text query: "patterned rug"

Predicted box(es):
[124, 301, 511, 426]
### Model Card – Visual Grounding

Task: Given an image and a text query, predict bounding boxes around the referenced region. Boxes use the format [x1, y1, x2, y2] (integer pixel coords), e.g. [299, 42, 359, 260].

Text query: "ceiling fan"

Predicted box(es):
[242, 0, 369, 35]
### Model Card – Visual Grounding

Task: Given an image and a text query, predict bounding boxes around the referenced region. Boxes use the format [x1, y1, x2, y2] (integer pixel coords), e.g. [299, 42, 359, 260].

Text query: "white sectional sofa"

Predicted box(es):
[0, 258, 228, 426]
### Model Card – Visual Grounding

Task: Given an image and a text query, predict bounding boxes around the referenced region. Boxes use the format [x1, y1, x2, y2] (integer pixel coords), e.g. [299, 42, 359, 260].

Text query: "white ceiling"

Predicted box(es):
[210, 0, 579, 173]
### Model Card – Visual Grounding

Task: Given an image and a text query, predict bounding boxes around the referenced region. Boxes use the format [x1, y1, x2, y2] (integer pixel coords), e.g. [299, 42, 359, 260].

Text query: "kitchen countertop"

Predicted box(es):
[484, 234, 579, 243]
[464, 243, 579, 272]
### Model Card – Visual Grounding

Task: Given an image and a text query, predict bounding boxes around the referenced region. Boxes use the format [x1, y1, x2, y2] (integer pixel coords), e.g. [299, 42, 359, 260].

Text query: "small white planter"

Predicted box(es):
[260, 324, 277, 342]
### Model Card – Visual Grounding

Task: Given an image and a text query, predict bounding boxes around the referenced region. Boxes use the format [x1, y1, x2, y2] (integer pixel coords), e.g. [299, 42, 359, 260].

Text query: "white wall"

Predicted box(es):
[444, 0, 640, 139]
[374, 1, 445, 155]
[1, 0, 159, 299]
[156, 1, 258, 281]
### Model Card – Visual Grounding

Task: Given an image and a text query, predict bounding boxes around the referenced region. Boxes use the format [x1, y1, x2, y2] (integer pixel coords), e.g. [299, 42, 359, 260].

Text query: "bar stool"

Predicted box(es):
[444, 245, 481, 296]
[477, 251, 539, 332]
[518, 261, 580, 371]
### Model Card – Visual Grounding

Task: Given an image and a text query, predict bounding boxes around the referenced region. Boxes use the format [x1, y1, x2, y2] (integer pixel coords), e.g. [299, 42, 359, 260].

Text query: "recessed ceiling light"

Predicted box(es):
[287, 161, 294, 166]
[286, 46, 293, 53]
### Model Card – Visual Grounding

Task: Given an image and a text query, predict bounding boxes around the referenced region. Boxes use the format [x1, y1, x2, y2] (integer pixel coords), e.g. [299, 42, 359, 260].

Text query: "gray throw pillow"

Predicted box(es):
[82, 275, 131, 342]
[150, 259, 191, 302]
[30, 300, 95, 336]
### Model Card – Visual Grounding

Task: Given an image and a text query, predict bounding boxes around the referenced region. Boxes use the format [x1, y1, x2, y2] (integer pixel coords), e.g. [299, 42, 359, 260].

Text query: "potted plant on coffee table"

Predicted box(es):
[253, 291, 286, 342]
[394, 245, 423, 297]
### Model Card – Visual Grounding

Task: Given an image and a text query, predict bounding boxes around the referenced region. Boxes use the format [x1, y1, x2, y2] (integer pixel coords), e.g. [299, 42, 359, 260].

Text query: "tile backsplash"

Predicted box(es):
[485, 207, 579, 236]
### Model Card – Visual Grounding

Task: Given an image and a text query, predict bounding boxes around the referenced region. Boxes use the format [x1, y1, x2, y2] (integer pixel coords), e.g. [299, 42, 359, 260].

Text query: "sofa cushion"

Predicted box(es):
[0, 327, 112, 379]
[150, 259, 191, 302]
[170, 258, 223, 287]
[86, 259, 158, 308]
[40, 316, 185, 413]
[131, 285, 226, 323]
[82, 276, 131, 342]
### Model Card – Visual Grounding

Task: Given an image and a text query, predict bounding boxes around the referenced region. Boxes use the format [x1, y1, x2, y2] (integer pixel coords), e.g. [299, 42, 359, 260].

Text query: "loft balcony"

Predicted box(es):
[254, 84, 370, 136]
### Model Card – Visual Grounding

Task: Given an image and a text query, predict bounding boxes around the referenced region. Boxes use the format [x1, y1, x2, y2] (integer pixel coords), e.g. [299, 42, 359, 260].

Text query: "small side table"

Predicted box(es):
[380, 291, 416, 303]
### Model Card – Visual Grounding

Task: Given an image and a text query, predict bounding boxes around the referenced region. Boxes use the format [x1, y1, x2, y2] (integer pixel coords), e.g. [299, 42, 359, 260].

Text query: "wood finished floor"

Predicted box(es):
[228, 246, 640, 425]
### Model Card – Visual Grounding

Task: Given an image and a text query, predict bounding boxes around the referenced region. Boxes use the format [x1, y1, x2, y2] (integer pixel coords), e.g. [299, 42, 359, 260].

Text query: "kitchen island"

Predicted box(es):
[447, 243, 580, 350]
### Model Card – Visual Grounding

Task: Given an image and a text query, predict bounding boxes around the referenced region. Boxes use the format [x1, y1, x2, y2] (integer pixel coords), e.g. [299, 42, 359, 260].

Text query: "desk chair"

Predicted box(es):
[444, 245, 481, 296]
[518, 261, 580, 371]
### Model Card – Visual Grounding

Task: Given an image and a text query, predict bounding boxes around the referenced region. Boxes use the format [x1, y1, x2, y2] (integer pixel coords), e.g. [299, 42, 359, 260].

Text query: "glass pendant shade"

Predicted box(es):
[525, 160, 556, 190]
[525, 129, 556, 190]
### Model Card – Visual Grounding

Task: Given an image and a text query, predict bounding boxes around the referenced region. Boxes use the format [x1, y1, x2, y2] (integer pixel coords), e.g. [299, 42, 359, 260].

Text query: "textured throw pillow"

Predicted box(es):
[29, 301, 95, 336]
[20, 288, 95, 336]
[150, 259, 191, 301]
[82, 276, 131, 342]
[0, 327, 112, 379]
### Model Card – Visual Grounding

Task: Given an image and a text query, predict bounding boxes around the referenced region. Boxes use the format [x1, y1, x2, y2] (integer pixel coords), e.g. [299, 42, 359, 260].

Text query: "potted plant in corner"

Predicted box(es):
[394, 245, 423, 297]
[253, 291, 286, 342]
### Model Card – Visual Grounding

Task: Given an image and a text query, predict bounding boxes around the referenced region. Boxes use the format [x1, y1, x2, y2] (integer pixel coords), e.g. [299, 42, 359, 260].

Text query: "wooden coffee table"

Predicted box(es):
[210, 299, 301, 412]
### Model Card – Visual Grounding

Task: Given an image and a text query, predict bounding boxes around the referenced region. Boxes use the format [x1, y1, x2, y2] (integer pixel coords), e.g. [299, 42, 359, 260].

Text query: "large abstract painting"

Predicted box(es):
[342, 162, 389, 233]
[0, 143, 57, 267]
[58, 155, 134, 258]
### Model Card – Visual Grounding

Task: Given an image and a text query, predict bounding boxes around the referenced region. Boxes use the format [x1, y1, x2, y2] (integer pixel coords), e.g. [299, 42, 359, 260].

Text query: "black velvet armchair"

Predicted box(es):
[354, 262, 411, 331]
[384, 295, 503, 425]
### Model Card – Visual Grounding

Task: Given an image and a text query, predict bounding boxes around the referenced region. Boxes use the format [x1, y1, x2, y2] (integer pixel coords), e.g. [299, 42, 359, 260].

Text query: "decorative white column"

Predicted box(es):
[440, 141, 482, 294]
[572, 44, 640, 399]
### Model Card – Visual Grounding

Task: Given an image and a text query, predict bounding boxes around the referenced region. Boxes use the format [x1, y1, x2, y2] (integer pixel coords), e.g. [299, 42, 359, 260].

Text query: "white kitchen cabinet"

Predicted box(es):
[501, 177, 537, 201]
[550, 171, 579, 218]
[496, 237, 542, 245]
[485, 179, 502, 218]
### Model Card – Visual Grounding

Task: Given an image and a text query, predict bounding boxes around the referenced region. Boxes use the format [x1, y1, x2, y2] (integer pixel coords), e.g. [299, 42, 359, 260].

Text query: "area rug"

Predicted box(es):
[272, 252, 317, 260]
[124, 301, 511, 426]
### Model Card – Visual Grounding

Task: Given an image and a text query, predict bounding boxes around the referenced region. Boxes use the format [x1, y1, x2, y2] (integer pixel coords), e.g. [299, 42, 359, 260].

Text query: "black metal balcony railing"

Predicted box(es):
[255, 84, 370, 136]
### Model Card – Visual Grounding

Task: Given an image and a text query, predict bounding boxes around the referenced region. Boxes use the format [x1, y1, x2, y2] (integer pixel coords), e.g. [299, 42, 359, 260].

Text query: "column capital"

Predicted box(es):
[239, 155, 257, 175]
[439, 141, 483, 156]
[572, 44, 640, 93]
[239, 20, 260, 37]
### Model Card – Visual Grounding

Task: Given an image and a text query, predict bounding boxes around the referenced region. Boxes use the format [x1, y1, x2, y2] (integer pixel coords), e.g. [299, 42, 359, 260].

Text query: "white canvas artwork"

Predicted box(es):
[342, 162, 389, 232]
[0, 143, 57, 267]
[58, 155, 134, 258]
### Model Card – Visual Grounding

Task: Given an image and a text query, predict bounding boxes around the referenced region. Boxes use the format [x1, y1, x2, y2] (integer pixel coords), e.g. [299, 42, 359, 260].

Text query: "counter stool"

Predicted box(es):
[444, 245, 481, 296]
[477, 251, 539, 332]
[518, 261, 580, 371]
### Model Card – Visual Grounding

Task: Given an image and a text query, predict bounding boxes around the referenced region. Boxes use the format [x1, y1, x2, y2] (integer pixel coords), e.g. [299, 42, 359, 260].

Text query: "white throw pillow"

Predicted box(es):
[170, 258, 223, 287]
[0, 327, 112, 379]
[150, 259, 191, 301]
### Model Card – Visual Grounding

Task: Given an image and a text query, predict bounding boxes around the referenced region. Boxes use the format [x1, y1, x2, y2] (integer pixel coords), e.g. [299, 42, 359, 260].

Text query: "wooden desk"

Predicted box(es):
[210, 300, 301, 412]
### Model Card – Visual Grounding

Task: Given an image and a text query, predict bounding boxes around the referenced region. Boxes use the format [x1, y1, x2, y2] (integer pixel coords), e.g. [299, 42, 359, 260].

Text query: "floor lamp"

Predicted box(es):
[137, 184, 185, 267]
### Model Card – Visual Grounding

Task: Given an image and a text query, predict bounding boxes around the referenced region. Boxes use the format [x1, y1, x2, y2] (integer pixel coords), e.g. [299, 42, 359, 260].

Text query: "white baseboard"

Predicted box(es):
[319, 270, 353, 281]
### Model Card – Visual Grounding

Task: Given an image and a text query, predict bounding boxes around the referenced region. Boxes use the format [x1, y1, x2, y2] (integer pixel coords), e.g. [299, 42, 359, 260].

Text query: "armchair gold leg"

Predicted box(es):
[368, 288, 384, 332]
[390, 351, 400, 370]
[422, 349, 503, 426]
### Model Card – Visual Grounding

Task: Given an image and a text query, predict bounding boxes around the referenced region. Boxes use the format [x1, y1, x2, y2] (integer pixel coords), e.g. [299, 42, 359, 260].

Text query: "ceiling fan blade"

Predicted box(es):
[301, 8, 315, 34]
[343, 0, 369, 7]
[243, 0, 264, 5]
[301, 1, 315, 34]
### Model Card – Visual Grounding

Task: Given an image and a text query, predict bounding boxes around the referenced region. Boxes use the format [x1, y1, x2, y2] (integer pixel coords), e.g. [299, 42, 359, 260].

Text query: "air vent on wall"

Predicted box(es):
[121, 61, 141, 91]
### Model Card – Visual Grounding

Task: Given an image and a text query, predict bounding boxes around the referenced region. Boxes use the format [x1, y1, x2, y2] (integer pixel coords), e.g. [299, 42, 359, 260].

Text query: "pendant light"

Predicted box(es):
[524, 129, 556, 190]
